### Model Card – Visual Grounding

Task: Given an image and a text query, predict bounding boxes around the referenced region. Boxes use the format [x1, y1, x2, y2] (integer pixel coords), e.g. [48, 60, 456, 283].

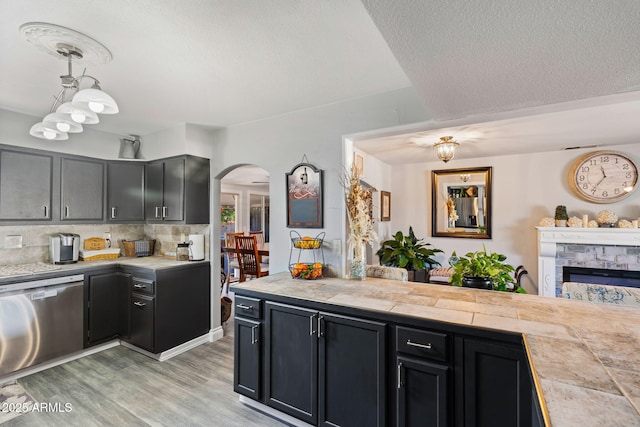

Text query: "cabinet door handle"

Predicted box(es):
[317, 315, 324, 338]
[43, 205, 48, 218]
[111, 207, 117, 218]
[397, 362, 403, 389]
[251, 324, 259, 344]
[133, 283, 146, 289]
[133, 301, 146, 308]
[162, 206, 168, 218]
[309, 314, 317, 336]
[407, 339, 432, 350]
[64, 205, 70, 218]
[236, 304, 253, 310]
[155, 206, 160, 218]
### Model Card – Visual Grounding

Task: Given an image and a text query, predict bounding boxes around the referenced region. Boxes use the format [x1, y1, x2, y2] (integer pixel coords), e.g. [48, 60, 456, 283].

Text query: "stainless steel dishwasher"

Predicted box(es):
[0, 274, 84, 376]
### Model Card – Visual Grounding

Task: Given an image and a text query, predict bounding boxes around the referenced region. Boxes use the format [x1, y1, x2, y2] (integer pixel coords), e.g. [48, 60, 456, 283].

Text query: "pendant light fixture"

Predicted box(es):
[434, 136, 459, 163]
[20, 23, 118, 140]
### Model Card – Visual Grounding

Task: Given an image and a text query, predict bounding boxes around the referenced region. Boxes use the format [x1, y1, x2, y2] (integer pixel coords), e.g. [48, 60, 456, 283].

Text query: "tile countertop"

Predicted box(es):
[0, 257, 210, 285]
[232, 272, 640, 427]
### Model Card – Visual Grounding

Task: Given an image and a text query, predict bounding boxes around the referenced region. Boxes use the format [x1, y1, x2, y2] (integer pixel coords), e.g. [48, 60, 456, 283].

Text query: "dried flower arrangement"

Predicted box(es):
[343, 163, 378, 278]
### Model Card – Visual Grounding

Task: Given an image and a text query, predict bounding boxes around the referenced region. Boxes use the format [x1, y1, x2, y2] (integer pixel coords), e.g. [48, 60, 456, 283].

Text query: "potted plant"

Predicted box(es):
[450, 246, 526, 293]
[376, 227, 443, 282]
[554, 205, 568, 227]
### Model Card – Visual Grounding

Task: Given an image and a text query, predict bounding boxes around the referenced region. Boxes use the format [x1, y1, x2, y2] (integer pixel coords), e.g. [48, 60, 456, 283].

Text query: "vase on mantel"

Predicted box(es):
[350, 239, 366, 280]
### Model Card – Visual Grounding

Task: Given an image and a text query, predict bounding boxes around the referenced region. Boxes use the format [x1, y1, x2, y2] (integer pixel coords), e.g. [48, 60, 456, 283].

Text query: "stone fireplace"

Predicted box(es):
[536, 227, 640, 297]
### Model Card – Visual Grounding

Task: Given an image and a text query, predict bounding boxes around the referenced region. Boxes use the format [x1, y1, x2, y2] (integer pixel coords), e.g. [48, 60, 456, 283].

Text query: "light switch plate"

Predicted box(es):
[5, 235, 23, 249]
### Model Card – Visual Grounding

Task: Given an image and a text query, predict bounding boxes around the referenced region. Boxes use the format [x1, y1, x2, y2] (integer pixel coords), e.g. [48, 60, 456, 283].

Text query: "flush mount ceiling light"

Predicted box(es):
[20, 22, 118, 140]
[434, 136, 460, 163]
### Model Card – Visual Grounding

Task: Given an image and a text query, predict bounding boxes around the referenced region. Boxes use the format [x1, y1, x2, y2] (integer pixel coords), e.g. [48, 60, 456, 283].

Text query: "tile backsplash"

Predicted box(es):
[0, 223, 210, 265]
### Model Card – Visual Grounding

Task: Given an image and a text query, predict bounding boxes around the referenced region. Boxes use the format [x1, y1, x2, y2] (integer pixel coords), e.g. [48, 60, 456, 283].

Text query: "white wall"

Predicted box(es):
[210, 87, 430, 278]
[390, 143, 640, 293]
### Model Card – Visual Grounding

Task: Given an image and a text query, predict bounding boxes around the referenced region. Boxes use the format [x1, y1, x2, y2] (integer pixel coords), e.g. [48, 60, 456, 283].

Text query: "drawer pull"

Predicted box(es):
[133, 301, 146, 308]
[236, 304, 253, 310]
[134, 283, 146, 289]
[407, 339, 432, 350]
[397, 362, 403, 389]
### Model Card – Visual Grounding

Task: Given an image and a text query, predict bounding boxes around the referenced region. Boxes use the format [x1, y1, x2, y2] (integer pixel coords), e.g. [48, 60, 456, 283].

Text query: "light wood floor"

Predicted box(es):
[7, 304, 286, 427]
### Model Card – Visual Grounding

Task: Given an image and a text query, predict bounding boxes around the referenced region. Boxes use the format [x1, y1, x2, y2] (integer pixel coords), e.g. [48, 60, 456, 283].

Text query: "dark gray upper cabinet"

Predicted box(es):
[107, 161, 145, 222]
[0, 144, 209, 225]
[60, 157, 105, 221]
[0, 149, 53, 221]
[145, 155, 209, 224]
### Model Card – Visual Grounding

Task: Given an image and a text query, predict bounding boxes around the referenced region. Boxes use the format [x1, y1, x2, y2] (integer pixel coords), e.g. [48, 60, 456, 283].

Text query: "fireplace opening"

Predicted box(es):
[563, 266, 640, 289]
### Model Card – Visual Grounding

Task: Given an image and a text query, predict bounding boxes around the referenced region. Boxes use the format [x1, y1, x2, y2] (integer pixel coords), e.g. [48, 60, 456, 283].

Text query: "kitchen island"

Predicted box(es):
[232, 272, 640, 427]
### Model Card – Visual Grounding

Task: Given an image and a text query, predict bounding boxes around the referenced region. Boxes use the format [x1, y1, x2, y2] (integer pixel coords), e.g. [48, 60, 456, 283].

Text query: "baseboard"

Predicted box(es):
[209, 326, 224, 342]
[239, 396, 314, 427]
[0, 340, 120, 386]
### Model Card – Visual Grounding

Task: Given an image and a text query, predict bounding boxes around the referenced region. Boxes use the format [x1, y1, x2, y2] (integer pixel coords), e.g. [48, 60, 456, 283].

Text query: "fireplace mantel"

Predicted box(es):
[537, 226, 640, 297]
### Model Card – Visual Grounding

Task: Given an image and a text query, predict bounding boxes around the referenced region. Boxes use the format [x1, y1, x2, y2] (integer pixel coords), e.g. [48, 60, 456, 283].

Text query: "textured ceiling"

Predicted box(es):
[360, 0, 640, 121]
[2, 1, 640, 163]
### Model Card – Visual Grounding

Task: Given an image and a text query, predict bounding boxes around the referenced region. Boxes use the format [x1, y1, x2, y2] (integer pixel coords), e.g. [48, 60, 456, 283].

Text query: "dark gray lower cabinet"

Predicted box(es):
[234, 294, 535, 427]
[264, 302, 387, 427]
[85, 270, 130, 347]
[130, 292, 155, 352]
[397, 356, 449, 427]
[460, 337, 532, 427]
[234, 318, 261, 400]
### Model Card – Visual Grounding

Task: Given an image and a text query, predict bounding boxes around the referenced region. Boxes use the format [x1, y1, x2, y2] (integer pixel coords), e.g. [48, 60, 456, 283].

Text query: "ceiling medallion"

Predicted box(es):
[20, 22, 112, 65]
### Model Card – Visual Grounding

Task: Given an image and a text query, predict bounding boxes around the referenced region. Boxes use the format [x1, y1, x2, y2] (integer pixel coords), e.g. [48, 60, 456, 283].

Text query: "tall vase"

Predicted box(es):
[350, 240, 366, 280]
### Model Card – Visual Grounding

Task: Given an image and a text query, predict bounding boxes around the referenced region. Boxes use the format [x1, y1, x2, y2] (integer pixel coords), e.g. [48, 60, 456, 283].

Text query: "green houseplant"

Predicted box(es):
[554, 205, 568, 227]
[376, 227, 443, 281]
[450, 246, 526, 293]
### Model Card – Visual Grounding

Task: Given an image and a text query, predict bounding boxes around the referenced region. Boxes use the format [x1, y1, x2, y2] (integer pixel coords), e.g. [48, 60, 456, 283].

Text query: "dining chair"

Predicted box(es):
[235, 235, 269, 282]
[249, 230, 268, 263]
[223, 232, 245, 292]
[249, 231, 264, 245]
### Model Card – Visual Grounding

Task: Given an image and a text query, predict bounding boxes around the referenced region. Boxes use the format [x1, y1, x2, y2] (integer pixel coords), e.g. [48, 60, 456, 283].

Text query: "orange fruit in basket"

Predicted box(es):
[292, 263, 307, 277]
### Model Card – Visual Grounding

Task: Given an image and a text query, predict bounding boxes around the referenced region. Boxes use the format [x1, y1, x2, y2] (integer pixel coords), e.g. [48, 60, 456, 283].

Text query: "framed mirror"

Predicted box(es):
[431, 167, 492, 239]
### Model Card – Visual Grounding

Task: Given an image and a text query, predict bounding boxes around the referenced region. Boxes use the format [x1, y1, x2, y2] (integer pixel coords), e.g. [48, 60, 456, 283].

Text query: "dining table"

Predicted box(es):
[221, 242, 269, 257]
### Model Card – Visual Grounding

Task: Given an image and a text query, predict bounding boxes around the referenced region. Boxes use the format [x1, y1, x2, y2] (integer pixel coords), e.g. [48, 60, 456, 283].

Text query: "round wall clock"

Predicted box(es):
[568, 150, 638, 203]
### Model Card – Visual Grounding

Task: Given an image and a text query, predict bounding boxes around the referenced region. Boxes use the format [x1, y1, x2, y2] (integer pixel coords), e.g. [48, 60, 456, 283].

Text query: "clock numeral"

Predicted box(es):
[588, 160, 597, 166]
[581, 166, 590, 172]
[578, 175, 586, 182]
[602, 190, 608, 197]
[600, 156, 610, 163]
[615, 158, 620, 164]
[622, 163, 630, 170]
[591, 188, 597, 195]
[614, 188, 621, 195]
[626, 172, 633, 178]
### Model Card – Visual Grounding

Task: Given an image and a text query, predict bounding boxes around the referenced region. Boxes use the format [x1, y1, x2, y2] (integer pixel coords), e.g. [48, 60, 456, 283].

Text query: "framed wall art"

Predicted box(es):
[380, 191, 391, 221]
[286, 162, 323, 228]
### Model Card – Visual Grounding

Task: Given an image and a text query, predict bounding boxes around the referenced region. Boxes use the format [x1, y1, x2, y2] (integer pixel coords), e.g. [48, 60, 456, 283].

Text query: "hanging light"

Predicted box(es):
[20, 22, 118, 140]
[56, 102, 99, 124]
[72, 83, 119, 114]
[29, 123, 69, 140]
[42, 112, 83, 133]
[434, 136, 459, 163]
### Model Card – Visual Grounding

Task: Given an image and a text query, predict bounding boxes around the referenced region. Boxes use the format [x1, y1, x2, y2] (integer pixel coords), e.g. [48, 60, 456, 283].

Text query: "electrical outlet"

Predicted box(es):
[5, 235, 23, 249]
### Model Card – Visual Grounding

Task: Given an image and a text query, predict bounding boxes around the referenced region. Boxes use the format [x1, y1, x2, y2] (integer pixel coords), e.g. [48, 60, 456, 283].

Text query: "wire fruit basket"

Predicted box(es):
[289, 231, 325, 279]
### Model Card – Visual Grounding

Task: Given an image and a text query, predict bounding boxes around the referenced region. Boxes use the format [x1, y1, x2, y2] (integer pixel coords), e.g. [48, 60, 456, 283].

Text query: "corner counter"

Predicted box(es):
[232, 272, 640, 426]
